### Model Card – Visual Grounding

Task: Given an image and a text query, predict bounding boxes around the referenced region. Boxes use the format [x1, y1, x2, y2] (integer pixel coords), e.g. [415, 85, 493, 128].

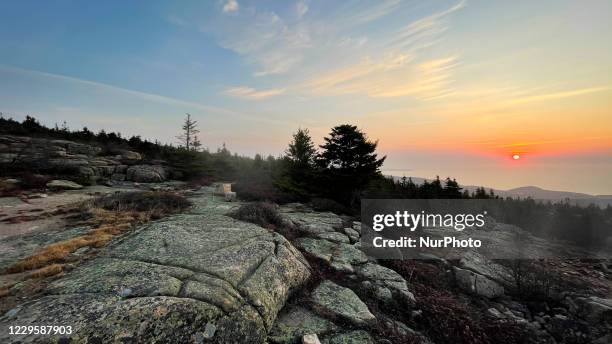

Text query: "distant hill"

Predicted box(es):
[388, 176, 612, 208]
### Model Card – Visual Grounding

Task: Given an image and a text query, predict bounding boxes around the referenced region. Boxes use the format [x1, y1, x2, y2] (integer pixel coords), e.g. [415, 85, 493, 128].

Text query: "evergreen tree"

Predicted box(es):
[192, 135, 202, 152]
[443, 177, 462, 198]
[286, 128, 316, 167]
[176, 113, 200, 151]
[277, 128, 317, 198]
[317, 124, 386, 205]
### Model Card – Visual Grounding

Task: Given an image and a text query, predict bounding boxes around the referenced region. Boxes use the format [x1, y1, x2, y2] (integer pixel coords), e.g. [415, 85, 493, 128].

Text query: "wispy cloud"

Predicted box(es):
[0, 64, 287, 124]
[296, 1, 309, 19]
[389, 0, 466, 49]
[345, 0, 402, 24]
[222, 0, 239, 13]
[508, 87, 610, 105]
[303, 55, 458, 99]
[224, 86, 286, 99]
[207, 9, 311, 77]
[199, 1, 466, 99]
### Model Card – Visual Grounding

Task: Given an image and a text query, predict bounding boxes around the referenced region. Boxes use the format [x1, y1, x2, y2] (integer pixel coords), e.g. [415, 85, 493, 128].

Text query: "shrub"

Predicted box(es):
[233, 177, 296, 203]
[310, 197, 352, 215]
[232, 202, 283, 229]
[92, 191, 191, 218]
[505, 260, 570, 300]
[186, 175, 214, 189]
[417, 289, 488, 344]
[16, 172, 51, 190]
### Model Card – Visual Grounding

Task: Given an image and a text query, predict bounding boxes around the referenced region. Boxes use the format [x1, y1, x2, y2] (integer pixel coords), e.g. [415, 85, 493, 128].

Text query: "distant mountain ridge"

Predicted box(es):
[388, 176, 612, 208]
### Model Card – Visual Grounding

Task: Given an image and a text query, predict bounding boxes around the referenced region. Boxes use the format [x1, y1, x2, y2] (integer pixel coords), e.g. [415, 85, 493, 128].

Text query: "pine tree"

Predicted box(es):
[192, 135, 202, 152]
[277, 128, 318, 198]
[286, 128, 316, 167]
[176, 113, 200, 151]
[317, 124, 386, 204]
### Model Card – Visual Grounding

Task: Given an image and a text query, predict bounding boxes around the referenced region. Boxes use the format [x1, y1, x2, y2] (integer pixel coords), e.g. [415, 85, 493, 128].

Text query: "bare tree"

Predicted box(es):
[177, 113, 200, 151]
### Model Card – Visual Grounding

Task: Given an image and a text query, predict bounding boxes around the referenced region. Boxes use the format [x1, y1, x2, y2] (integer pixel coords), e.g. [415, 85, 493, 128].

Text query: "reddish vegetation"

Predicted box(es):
[383, 260, 531, 344]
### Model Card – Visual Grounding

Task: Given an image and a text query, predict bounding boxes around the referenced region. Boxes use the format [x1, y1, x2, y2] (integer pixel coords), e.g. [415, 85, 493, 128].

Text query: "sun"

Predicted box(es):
[512, 154, 520, 160]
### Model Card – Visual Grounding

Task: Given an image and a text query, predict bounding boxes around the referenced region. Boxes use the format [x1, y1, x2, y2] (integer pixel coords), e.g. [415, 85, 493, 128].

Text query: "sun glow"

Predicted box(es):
[512, 154, 521, 160]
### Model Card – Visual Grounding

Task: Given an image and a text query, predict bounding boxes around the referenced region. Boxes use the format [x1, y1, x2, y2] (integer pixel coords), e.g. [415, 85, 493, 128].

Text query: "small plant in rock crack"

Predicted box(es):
[231, 202, 284, 229]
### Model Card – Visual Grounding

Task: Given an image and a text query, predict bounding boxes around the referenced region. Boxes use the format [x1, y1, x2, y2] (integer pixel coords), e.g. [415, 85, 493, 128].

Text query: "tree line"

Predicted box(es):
[2, 113, 610, 249]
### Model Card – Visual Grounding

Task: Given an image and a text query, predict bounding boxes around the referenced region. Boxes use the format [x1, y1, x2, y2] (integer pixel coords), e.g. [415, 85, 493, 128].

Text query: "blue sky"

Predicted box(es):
[1, 1, 611, 193]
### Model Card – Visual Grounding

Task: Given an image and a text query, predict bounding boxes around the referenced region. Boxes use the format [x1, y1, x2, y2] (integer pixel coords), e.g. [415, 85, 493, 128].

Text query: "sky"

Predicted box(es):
[1, 0, 611, 194]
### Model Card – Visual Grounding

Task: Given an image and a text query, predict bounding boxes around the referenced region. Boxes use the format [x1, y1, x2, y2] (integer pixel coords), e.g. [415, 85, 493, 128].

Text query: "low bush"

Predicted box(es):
[384, 260, 532, 344]
[16, 172, 51, 190]
[504, 260, 575, 301]
[310, 197, 352, 215]
[232, 202, 284, 229]
[233, 179, 296, 203]
[92, 191, 191, 218]
[186, 175, 214, 189]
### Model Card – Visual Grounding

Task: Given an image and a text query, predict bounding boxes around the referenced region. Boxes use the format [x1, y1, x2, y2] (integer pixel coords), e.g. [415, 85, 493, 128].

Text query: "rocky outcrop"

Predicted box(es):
[126, 165, 167, 183]
[0, 135, 169, 184]
[46, 179, 84, 190]
[275, 205, 425, 343]
[0, 187, 311, 343]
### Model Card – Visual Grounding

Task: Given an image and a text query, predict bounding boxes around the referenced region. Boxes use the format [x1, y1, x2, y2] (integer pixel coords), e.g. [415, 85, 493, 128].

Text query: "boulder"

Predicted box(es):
[303, 334, 321, 344]
[310, 281, 376, 327]
[453, 266, 504, 298]
[46, 179, 84, 190]
[126, 165, 167, 183]
[118, 150, 142, 163]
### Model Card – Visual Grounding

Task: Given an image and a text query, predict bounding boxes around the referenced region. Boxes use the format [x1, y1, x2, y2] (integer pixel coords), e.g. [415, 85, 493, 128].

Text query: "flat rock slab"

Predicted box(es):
[310, 280, 376, 327]
[0, 190, 311, 343]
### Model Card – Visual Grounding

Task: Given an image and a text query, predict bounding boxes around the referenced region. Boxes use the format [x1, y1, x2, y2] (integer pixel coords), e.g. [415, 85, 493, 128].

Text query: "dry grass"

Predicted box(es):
[3, 191, 190, 275]
[4, 209, 146, 274]
[27, 264, 64, 279]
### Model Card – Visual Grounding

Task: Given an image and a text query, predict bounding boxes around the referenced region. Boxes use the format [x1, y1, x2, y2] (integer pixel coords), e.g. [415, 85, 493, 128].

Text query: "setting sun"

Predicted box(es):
[512, 154, 521, 160]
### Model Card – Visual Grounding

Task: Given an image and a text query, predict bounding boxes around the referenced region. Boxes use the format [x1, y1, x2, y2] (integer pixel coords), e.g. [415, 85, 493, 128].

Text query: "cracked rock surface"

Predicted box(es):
[0, 187, 311, 343]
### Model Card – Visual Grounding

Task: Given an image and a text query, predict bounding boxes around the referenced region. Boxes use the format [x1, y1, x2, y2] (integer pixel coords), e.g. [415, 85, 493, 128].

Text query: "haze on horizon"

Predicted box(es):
[1, 0, 611, 195]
